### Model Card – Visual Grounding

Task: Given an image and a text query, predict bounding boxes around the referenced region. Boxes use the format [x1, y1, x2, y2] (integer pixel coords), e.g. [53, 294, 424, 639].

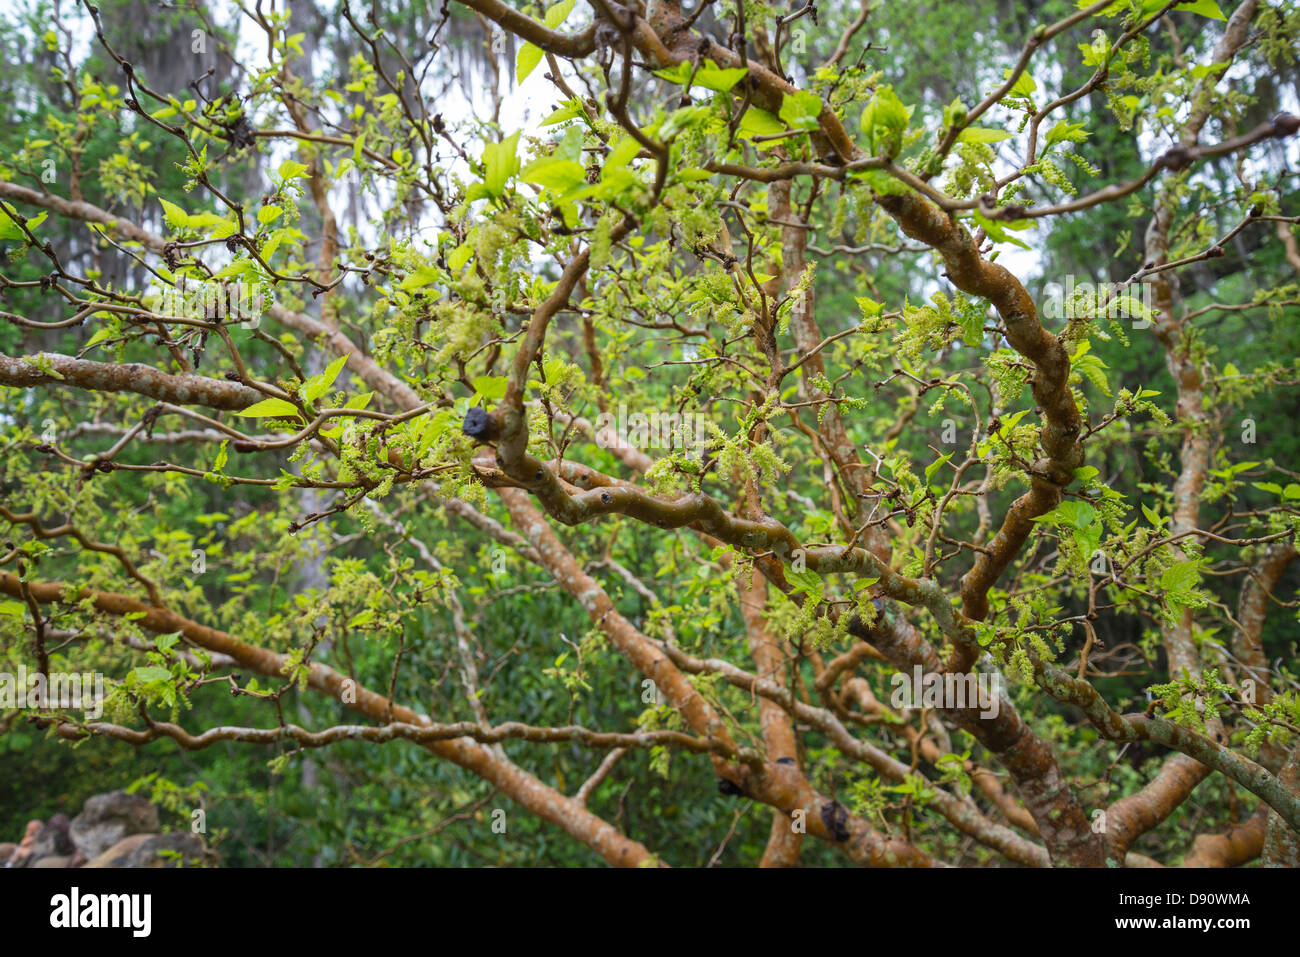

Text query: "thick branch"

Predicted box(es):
[0, 351, 263, 411]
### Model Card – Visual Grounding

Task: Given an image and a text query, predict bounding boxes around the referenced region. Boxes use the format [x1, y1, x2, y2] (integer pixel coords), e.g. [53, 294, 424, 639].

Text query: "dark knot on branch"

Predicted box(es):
[1272, 112, 1300, 139]
[461, 406, 501, 443]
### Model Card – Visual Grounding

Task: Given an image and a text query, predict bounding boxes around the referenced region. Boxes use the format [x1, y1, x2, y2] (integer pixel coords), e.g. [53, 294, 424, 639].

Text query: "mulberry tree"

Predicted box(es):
[1, 0, 1299, 867]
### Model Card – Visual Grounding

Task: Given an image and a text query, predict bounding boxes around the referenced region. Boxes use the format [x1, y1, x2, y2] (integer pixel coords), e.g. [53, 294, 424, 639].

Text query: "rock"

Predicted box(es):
[82, 833, 153, 868]
[0, 843, 15, 864]
[121, 833, 206, 868]
[81, 832, 206, 868]
[31, 856, 71, 868]
[7, 820, 43, 867]
[69, 791, 159, 859]
[26, 814, 74, 865]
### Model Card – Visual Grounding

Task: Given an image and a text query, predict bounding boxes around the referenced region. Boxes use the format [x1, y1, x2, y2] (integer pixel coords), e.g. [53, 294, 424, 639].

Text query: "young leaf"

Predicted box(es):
[516, 43, 543, 83]
[544, 0, 576, 28]
[159, 198, 191, 230]
[302, 354, 348, 404]
[787, 567, 824, 598]
[471, 375, 508, 401]
[481, 132, 521, 199]
[237, 397, 300, 419]
[1032, 500, 1096, 530]
[958, 127, 1012, 144]
[925, 452, 954, 487]
[779, 91, 823, 131]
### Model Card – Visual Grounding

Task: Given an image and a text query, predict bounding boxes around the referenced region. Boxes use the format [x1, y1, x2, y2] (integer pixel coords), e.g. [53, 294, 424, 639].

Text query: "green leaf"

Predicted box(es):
[130, 666, 172, 684]
[737, 107, 784, 145]
[925, 452, 954, 487]
[278, 160, 310, 181]
[471, 375, 508, 401]
[544, 0, 576, 28]
[516, 43, 543, 84]
[413, 410, 446, 459]
[973, 211, 1031, 250]
[957, 306, 984, 347]
[1159, 559, 1201, 594]
[1032, 500, 1096, 530]
[958, 126, 1012, 144]
[740, 109, 783, 135]
[603, 136, 641, 175]
[160, 198, 190, 230]
[1078, 30, 1111, 67]
[213, 259, 257, 281]
[857, 296, 882, 317]
[481, 132, 521, 199]
[659, 106, 711, 141]
[943, 97, 968, 129]
[1141, 503, 1167, 528]
[186, 210, 238, 239]
[787, 567, 824, 598]
[1073, 351, 1112, 396]
[1191, 62, 1229, 80]
[695, 64, 748, 92]
[257, 204, 283, 225]
[778, 91, 823, 131]
[1074, 523, 1103, 558]
[23, 353, 64, 379]
[302, 353, 348, 403]
[85, 327, 115, 349]
[653, 61, 748, 92]
[447, 242, 473, 271]
[1152, 0, 1224, 18]
[0, 207, 44, 241]
[554, 125, 583, 163]
[541, 99, 584, 126]
[237, 397, 300, 419]
[1002, 68, 1037, 98]
[521, 156, 586, 192]
[1044, 120, 1089, 152]
[399, 265, 442, 291]
[860, 86, 912, 157]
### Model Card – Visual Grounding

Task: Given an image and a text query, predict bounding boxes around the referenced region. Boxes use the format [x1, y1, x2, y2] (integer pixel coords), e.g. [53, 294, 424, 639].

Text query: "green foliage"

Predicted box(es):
[0, 0, 1295, 870]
